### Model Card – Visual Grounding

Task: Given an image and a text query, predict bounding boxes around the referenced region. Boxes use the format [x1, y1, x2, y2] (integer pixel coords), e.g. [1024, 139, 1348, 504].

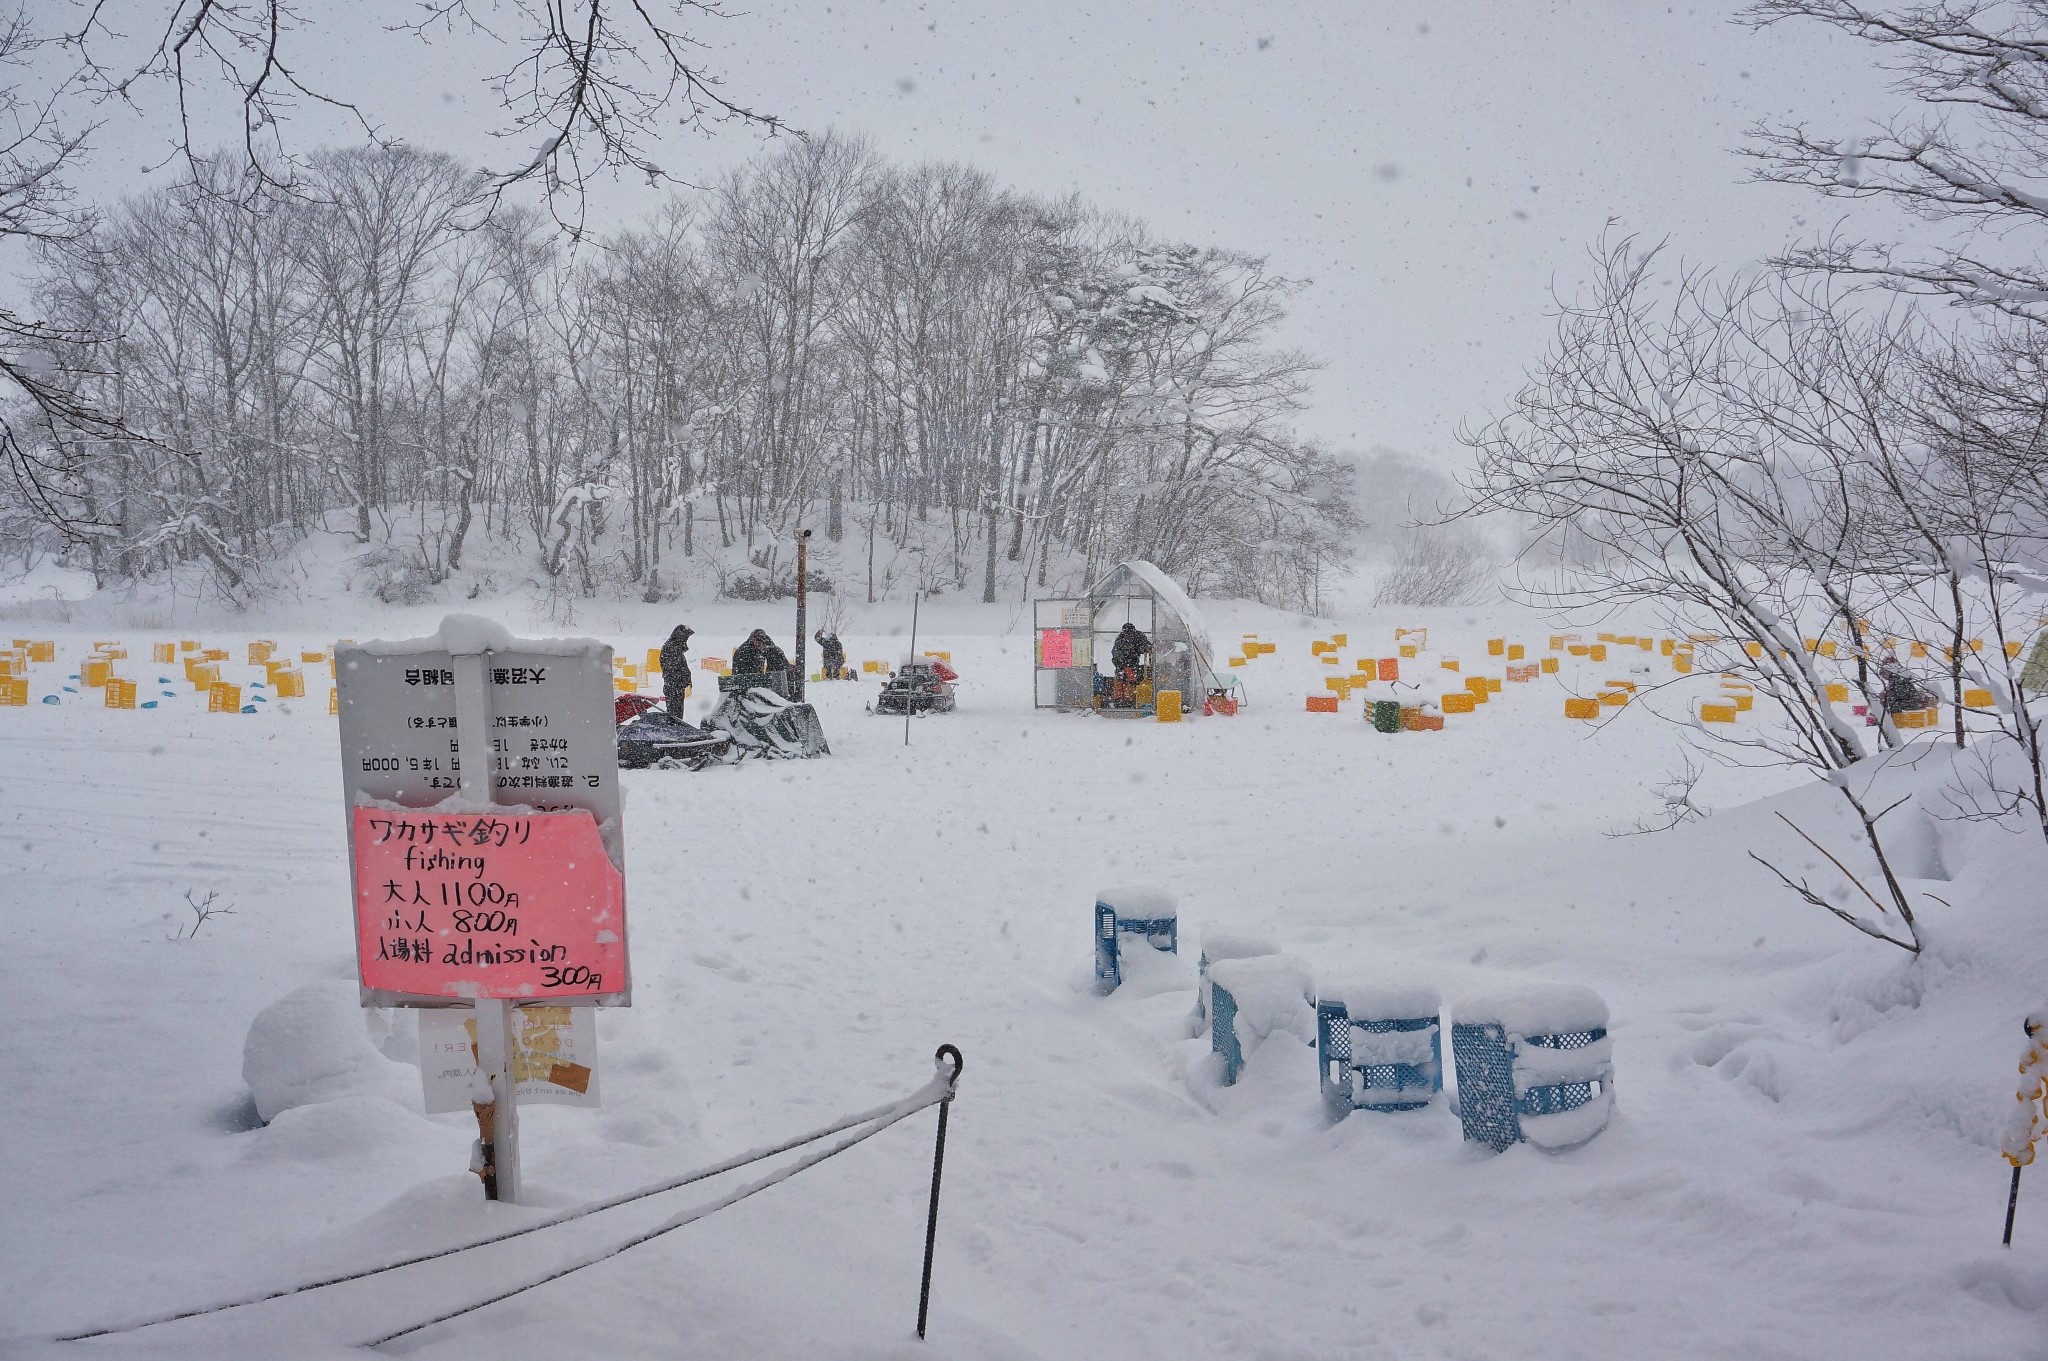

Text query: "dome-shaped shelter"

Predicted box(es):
[1033, 560, 1233, 715]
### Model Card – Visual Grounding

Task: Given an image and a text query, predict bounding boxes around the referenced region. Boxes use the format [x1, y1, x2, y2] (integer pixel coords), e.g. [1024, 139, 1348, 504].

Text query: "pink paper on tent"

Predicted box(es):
[353, 807, 627, 1000]
[1039, 629, 1074, 668]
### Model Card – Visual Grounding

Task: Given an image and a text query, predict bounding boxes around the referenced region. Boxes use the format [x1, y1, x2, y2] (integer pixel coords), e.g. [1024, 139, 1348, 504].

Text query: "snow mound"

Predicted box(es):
[241, 982, 420, 1123]
[1322, 979, 1441, 1021]
[1207, 954, 1317, 1055]
[1455, 982, 1608, 1037]
[1097, 885, 1177, 918]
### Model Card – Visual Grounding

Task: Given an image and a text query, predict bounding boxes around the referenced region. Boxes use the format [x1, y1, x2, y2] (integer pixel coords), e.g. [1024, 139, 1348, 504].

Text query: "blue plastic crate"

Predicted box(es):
[1453, 1022, 1610, 1151]
[1093, 899, 1177, 993]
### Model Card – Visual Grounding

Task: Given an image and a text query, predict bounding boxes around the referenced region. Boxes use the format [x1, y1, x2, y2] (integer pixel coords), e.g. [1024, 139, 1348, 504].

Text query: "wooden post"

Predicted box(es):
[450, 648, 521, 1204]
[473, 997, 522, 1204]
[793, 528, 811, 701]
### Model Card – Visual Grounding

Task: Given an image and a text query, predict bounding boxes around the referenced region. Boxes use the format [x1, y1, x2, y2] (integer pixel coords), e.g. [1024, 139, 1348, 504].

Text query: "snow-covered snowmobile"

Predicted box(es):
[616, 697, 735, 770]
[708, 673, 831, 759]
[871, 657, 958, 716]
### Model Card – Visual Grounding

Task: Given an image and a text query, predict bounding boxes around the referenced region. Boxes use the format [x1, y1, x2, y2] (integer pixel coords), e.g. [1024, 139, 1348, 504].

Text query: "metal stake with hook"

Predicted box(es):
[917, 1044, 964, 1340]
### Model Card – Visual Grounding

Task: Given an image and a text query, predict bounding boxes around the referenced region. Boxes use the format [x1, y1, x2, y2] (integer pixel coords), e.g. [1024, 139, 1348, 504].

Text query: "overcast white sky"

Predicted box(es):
[50, 1, 1912, 470]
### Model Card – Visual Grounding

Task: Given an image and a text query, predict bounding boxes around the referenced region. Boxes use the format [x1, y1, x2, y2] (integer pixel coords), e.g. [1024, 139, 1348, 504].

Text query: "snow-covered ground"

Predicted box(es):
[3, 600, 2045, 1359]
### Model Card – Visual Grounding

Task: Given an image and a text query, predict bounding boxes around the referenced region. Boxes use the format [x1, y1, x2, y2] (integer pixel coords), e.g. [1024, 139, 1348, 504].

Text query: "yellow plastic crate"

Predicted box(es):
[1824, 682, 1849, 703]
[81, 657, 111, 688]
[1743, 641, 1764, 658]
[1156, 690, 1183, 722]
[248, 641, 275, 664]
[1487, 638, 1505, 656]
[1507, 644, 1525, 661]
[1319, 654, 1340, 666]
[1399, 644, 1418, 659]
[1330, 634, 1348, 648]
[1441, 691, 1477, 714]
[1909, 642, 1926, 658]
[1673, 656, 1692, 675]
[1311, 641, 1333, 656]
[1228, 656, 1245, 667]
[1698, 702, 1738, 723]
[189, 663, 220, 691]
[1660, 638, 1675, 656]
[28, 641, 54, 663]
[1963, 687, 1994, 708]
[301, 650, 326, 664]
[1893, 707, 1938, 729]
[1541, 656, 1559, 674]
[104, 677, 137, 710]
[1817, 641, 1837, 659]
[1588, 645, 1607, 662]
[179, 639, 199, 653]
[207, 682, 241, 713]
[646, 648, 663, 674]
[153, 642, 176, 664]
[1564, 697, 1600, 719]
[1440, 658, 1460, 672]
[328, 687, 339, 716]
[1599, 689, 1630, 707]
[0, 676, 27, 706]
[274, 670, 306, 699]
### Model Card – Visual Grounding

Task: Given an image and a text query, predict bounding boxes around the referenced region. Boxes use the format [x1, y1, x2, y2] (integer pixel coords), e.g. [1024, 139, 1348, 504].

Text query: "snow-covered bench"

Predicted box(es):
[1451, 984, 1614, 1152]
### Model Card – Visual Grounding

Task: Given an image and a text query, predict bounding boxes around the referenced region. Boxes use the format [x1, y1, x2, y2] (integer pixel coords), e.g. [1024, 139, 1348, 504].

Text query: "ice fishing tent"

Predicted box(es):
[1033, 560, 1228, 712]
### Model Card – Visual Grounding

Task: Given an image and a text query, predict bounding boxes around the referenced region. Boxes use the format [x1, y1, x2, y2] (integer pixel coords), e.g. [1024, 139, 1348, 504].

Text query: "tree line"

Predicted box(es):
[10, 133, 1355, 608]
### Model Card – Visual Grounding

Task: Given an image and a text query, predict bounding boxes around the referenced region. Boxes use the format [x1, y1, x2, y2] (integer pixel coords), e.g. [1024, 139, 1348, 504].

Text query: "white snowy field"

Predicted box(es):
[3, 601, 2046, 1360]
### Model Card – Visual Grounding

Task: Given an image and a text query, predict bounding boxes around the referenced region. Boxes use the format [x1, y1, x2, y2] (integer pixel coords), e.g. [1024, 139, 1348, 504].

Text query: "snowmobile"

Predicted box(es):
[616, 697, 735, 770]
[871, 657, 958, 716]
[708, 673, 831, 759]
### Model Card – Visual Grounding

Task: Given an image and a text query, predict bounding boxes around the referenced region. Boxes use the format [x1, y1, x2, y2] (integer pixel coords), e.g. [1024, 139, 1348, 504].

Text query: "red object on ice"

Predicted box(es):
[615, 693, 659, 725]
[930, 660, 959, 682]
[1205, 693, 1238, 717]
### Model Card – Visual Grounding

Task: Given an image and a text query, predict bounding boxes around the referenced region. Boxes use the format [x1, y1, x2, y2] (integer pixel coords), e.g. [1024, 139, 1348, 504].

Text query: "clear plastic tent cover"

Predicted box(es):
[1032, 560, 1227, 711]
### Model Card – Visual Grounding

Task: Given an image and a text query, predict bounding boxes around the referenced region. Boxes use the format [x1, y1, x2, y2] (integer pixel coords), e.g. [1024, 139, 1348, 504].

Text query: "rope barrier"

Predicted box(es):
[367, 1054, 956, 1347]
[55, 1058, 958, 1344]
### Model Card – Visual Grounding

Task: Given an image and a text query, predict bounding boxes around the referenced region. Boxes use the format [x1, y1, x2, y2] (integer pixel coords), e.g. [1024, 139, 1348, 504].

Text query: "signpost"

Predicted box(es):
[336, 616, 627, 1203]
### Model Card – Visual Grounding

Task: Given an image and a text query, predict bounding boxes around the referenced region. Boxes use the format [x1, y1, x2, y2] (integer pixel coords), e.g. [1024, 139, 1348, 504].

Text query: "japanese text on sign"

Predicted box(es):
[353, 808, 626, 1001]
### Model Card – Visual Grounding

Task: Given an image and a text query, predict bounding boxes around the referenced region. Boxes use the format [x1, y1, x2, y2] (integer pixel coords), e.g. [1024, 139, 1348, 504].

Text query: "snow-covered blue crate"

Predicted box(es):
[1452, 984, 1613, 1152]
[1207, 954, 1314, 1086]
[1317, 982, 1442, 1112]
[1195, 931, 1280, 1025]
[1093, 886, 1178, 992]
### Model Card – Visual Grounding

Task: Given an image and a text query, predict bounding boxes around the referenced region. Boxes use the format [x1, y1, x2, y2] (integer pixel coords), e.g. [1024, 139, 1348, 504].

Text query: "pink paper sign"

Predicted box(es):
[1039, 628, 1074, 668]
[353, 807, 627, 1000]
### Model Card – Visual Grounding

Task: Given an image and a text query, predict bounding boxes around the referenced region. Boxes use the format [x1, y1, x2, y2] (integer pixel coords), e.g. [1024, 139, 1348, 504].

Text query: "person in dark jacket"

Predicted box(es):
[814, 628, 847, 680]
[659, 624, 693, 713]
[732, 628, 791, 679]
[1875, 655, 1934, 716]
[1110, 622, 1151, 678]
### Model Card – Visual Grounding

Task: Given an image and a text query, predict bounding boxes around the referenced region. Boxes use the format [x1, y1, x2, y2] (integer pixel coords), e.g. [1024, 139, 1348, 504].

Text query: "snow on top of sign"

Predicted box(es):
[343, 613, 608, 658]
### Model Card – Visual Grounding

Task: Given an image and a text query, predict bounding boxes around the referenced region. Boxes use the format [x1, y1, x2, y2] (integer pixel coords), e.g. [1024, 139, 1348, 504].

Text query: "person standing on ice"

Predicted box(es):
[1111, 621, 1151, 679]
[814, 628, 847, 680]
[732, 628, 791, 692]
[659, 624, 694, 714]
